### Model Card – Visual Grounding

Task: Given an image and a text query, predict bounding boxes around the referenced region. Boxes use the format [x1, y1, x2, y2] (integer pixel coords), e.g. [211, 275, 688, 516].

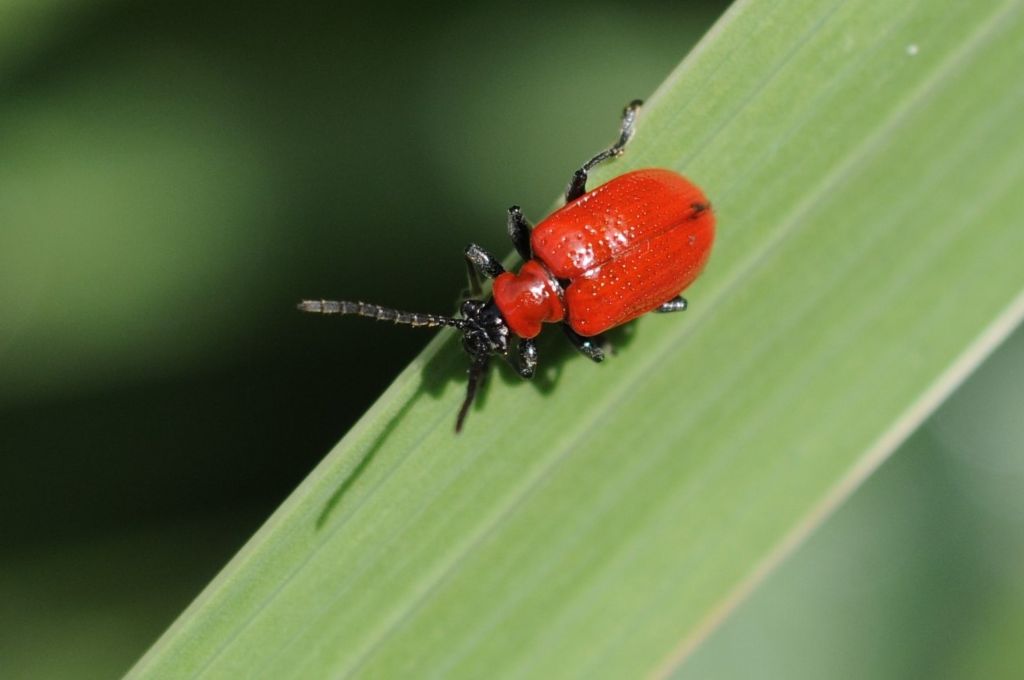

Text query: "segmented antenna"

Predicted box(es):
[297, 300, 465, 329]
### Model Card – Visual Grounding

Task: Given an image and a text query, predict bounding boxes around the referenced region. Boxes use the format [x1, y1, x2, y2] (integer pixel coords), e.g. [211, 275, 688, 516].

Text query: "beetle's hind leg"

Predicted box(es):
[654, 295, 688, 313]
[561, 324, 607, 363]
[565, 99, 642, 203]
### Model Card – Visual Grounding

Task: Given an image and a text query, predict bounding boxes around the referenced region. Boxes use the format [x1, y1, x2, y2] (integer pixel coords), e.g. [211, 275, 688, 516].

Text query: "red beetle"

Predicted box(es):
[300, 101, 714, 431]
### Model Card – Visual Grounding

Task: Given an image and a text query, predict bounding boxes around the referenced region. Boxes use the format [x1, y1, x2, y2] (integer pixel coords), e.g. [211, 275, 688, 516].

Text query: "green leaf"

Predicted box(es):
[130, 0, 1024, 677]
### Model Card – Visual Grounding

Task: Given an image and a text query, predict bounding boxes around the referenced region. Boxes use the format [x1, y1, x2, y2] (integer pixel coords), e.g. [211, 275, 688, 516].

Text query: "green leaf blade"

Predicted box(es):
[130, 0, 1024, 677]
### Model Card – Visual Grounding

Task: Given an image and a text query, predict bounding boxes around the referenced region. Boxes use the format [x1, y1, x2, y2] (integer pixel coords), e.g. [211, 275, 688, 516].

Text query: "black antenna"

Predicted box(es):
[297, 300, 465, 329]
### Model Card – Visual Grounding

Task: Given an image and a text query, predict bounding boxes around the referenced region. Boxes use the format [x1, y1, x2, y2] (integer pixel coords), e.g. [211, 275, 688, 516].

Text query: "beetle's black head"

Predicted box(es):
[457, 299, 510, 360]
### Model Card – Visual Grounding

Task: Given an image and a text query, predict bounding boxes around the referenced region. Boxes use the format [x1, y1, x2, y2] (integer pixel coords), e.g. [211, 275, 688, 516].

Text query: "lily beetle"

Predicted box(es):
[299, 100, 715, 431]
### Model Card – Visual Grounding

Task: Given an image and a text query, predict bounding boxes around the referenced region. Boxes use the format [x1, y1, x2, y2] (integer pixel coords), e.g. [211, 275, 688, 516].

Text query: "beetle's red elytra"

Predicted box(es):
[494, 168, 713, 339]
[299, 100, 715, 432]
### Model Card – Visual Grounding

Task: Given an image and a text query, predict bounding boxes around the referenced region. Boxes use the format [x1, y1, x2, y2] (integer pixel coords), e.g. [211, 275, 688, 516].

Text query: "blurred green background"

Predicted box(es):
[1, 1, 1021, 678]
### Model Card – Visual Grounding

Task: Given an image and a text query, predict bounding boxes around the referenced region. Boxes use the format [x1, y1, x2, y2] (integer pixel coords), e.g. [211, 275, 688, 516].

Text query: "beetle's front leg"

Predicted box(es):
[518, 338, 538, 378]
[510, 338, 538, 378]
[464, 243, 506, 296]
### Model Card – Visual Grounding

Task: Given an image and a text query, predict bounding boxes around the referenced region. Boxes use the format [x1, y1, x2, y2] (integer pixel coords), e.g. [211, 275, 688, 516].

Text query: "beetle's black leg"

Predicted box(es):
[465, 243, 505, 279]
[456, 355, 490, 433]
[654, 295, 688, 313]
[561, 324, 606, 363]
[464, 243, 506, 296]
[510, 338, 538, 378]
[464, 259, 482, 297]
[507, 205, 532, 261]
[565, 99, 643, 203]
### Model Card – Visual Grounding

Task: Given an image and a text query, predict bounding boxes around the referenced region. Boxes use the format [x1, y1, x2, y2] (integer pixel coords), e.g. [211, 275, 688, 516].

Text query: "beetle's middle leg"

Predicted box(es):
[561, 324, 607, 363]
[565, 99, 642, 203]
[507, 206, 533, 260]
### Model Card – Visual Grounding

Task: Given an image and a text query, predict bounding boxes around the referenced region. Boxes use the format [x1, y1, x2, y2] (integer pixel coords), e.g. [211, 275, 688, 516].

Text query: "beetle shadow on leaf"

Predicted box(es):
[314, 384, 423, 530]
[316, 346, 468, 530]
[418, 321, 639, 404]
